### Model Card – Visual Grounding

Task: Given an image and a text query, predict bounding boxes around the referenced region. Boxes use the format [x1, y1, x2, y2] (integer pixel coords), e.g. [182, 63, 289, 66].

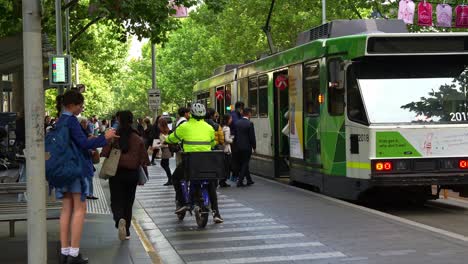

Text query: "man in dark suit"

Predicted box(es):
[235, 108, 256, 187]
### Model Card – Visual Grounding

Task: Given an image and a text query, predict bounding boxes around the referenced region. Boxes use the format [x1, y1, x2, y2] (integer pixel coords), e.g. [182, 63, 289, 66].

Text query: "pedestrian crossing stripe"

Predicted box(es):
[170, 233, 305, 245]
[186, 252, 346, 264]
[178, 241, 323, 255]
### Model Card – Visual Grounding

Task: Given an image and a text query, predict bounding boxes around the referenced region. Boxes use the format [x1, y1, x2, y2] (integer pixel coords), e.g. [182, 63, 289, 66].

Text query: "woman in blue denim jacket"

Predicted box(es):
[55, 90, 118, 264]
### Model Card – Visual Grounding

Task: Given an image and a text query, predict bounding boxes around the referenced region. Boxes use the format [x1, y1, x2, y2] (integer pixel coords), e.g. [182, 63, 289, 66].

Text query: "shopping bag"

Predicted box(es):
[417, 1, 433, 26]
[436, 4, 452, 27]
[398, 0, 415, 24]
[456, 5, 468, 28]
[99, 148, 121, 179]
[137, 166, 148, 185]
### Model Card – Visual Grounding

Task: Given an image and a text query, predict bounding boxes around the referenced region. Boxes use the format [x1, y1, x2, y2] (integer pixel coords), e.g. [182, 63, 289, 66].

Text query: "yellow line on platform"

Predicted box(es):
[132, 217, 162, 264]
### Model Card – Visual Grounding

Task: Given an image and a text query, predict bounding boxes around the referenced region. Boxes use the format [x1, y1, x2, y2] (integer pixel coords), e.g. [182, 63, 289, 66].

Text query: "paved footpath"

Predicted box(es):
[136, 160, 468, 264]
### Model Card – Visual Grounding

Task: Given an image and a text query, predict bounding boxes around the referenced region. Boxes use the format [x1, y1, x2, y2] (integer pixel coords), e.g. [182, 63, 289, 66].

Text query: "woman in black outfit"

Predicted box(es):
[101, 111, 149, 241]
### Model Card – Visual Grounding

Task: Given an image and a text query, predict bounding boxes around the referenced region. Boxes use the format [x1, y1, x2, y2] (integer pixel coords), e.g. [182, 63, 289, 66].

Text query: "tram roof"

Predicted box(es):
[194, 32, 468, 92]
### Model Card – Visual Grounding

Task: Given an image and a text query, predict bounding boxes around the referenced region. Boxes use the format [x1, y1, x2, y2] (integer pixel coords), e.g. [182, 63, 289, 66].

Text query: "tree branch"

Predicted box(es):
[62, 0, 80, 11]
[348, 2, 363, 19]
[70, 16, 103, 44]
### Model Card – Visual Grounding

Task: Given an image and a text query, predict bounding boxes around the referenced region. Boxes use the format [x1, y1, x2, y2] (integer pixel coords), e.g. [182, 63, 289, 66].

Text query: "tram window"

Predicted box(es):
[258, 75, 268, 117]
[248, 77, 258, 116]
[347, 68, 369, 125]
[225, 84, 232, 111]
[304, 63, 320, 116]
[328, 59, 345, 116]
[216, 86, 225, 116]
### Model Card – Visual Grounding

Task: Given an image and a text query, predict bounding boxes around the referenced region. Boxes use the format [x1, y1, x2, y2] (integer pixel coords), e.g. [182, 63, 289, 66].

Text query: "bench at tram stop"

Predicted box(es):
[0, 181, 62, 238]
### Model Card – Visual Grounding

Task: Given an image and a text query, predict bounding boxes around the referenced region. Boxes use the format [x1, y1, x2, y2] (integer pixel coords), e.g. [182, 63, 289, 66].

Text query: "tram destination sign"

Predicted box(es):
[148, 89, 161, 110]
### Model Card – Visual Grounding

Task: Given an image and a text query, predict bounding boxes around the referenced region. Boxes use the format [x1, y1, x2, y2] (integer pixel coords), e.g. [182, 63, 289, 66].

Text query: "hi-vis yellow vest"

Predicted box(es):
[167, 118, 215, 152]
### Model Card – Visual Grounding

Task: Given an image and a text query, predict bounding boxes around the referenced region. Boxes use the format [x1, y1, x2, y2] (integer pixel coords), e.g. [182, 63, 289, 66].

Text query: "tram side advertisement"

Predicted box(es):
[375, 128, 468, 158]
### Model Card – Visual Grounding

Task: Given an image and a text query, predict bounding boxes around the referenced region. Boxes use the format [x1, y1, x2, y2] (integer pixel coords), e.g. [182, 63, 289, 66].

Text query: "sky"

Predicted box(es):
[128, 37, 147, 59]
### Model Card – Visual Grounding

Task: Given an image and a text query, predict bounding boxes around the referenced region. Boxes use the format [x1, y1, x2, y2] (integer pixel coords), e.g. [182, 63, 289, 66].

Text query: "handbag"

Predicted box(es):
[91, 149, 100, 164]
[152, 139, 161, 150]
[161, 147, 173, 159]
[138, 166, 148, 185]
[99, 147, 121, 179]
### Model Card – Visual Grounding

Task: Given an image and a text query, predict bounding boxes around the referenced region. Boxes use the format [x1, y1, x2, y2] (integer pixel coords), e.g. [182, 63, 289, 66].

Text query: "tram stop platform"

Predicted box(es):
[134, 159, 468, 264]
[0, 177, 154, 264]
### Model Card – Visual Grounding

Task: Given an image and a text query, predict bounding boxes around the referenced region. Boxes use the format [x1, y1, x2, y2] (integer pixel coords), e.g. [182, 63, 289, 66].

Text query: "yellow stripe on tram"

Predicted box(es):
[346, 162, 371, 170]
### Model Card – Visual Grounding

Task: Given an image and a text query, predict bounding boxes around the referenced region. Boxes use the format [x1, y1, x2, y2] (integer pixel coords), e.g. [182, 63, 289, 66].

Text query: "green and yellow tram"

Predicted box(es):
[193, 19, 468, 200]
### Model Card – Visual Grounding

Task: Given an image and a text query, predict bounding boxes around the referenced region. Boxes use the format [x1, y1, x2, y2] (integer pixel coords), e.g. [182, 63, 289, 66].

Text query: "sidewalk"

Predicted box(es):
[0, 177, 154, 264]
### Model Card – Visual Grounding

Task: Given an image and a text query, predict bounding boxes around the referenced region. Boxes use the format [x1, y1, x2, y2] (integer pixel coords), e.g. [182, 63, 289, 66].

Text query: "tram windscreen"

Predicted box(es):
[353, 56, 468, 124]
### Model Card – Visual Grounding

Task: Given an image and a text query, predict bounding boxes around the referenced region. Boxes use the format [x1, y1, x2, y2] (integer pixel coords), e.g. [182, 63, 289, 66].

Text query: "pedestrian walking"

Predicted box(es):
[235, 108, 256, 187]
[101, 110, 149, 241]
[158, 118, 173, 186]
[229, 101, 244, 182]
[221, 113, 234, 188]
[175, 107, 190, 128]
[205, 108, 225, 150]
[136, 118, 145, 136]
[143, 118, 153, 150]
[54, 90, 118, 264]
[150, 116, 161, 165]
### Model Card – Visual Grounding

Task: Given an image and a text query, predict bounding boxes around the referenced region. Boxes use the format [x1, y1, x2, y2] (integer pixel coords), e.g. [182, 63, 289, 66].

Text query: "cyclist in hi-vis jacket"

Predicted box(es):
[166, 103, 224, 223]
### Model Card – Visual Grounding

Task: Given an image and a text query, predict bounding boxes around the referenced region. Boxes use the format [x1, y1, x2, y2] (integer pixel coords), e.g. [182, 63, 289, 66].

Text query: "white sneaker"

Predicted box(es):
[118, 219, 126, 241]
[213, 215, 224, 224]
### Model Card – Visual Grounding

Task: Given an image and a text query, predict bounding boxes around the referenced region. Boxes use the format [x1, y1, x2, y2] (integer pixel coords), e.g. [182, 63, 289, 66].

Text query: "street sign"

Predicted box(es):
[148, 89, 161, 110]
[49, 55, 72, 86]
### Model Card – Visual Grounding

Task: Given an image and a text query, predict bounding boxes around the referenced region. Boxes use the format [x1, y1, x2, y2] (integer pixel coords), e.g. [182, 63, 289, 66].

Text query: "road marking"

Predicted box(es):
[378, 249, 416, 256]
[140, 200, 241, 210]
[179, 241, 323, 255]
[146, 207, 254, 217]
[186, 252, 346, 264]
[132, 217, 162, 264]
[157, 218, 276, 228]
[166, 225, 289, 236]
[150, 210, 264, 224]
[140, 198, 236, 203]
[149, 212, 266, 222]
[142, 203, 245, 212]
[170, 233, 305, 245]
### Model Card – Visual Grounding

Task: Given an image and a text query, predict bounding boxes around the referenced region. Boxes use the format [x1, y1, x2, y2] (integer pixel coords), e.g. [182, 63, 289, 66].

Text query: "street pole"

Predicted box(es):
[151, 43, 158, 119]
[23, 0, 47, 263]
[65, 0, 71, 89]
[322, 0, 326, 24]
[55, 0, 63, 94]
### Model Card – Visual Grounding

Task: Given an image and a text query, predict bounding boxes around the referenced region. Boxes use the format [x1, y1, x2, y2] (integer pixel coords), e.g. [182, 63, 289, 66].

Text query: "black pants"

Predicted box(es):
[238, 150, 253, 184]
[161, 158, 172, 183]
[151, 149, 159, 162]
[172, 164, 219, 214]
[109, 168, 138, 235]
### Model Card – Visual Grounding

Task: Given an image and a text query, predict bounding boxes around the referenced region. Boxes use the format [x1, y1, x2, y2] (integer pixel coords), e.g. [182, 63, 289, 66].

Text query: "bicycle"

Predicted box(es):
[175, 151, 227, 228]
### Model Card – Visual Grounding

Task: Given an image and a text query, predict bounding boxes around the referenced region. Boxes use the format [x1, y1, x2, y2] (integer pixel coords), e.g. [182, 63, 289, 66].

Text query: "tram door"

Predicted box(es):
[273, 70, 290, 178]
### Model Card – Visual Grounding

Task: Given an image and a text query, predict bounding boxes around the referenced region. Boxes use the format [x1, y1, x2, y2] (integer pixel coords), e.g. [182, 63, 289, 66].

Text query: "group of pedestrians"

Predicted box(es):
[47, 89, 257, 264]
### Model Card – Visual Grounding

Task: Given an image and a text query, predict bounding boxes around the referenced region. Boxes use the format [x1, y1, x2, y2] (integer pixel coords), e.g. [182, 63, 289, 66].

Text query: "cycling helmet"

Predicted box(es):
[191, 103, 206, 118]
